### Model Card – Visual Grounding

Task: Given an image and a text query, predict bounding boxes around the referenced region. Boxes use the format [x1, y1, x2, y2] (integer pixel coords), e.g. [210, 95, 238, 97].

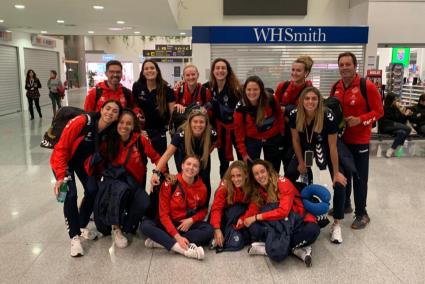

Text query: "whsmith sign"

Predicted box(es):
[192, 26, 369, 44]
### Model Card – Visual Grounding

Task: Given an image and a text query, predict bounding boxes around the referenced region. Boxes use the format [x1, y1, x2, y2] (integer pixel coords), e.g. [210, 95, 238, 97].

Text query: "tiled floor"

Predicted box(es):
[0, 89, 423, 283]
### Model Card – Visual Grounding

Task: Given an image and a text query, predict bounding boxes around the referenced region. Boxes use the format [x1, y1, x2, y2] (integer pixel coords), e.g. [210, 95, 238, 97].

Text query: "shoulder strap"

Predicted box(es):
[95, 86, 102, 108]
[330, 81, 339, 97]
[123, 144, 133, 167]
[135, 136, 148, 166]
[200, 85, 207, 104]
[359, 77, 370, 111]
[122, 87, 132, 107]
[170, 180, 185, 199]
[280, 81, 291, 97]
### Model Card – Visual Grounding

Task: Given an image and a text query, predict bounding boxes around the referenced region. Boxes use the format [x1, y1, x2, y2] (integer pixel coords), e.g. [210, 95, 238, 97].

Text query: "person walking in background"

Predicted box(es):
[25, 69, 42, 120]
[47, 70, 63, 116]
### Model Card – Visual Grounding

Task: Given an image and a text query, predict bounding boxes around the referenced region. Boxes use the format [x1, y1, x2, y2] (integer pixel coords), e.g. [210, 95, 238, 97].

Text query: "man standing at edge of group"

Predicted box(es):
[331, 52, 383, 230]
[84, 60, 133, 112]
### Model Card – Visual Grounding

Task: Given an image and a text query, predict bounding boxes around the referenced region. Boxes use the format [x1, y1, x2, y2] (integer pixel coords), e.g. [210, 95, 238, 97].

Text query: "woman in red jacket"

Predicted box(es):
[50, 99, 122, 257]
[141, 155, 214, 260]
[95, 109, 167, 248]
[241, 159, 320, 267]
[233, 75, 284, 172]
[210, 160, 251, 250]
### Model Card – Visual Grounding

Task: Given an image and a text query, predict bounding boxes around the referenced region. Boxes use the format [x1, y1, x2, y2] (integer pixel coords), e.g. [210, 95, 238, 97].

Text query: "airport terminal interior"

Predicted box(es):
[1, 0, 425, 283]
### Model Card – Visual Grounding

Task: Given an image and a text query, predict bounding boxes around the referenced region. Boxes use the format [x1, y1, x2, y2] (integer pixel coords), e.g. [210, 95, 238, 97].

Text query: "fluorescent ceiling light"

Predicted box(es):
[0, 20, 4, 23]
[57, 20, 65, 24]
[41, 31, 47, 34]
[88, 31, 94, 34]
[93, 5, 104, 10]
[108, 27, 122, 31]
[116, 20, 125, 24]
[14, 4, 25, 9]
[180, 32, 186, 35]
[134, 31, 140, 34]
[5, 30, 11, 32]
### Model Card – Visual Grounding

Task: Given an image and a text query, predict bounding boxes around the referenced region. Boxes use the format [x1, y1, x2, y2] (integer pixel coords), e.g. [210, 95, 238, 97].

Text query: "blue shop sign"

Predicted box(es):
[192, 26, 368, 44]
[102, 54, 115, 61]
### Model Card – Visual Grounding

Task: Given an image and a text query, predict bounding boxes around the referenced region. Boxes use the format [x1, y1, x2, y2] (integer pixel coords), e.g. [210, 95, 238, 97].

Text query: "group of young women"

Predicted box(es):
[50, 56, 360, 266]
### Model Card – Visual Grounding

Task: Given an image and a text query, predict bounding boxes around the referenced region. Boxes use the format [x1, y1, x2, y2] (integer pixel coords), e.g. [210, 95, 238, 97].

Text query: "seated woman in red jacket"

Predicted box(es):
[233, 75, 284, 172]
[50, 99, 122, 257]
[141, 155, 214, 260]
[94, 109, 167, 248]
[209, 160, 251, 251]
[241, 159, 320, 267]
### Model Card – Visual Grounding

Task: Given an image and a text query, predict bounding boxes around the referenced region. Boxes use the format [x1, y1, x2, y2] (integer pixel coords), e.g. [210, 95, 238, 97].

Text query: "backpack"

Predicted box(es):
[95, 85, 132, 108]
[330, 78, 376, 127]
[276, 81, 308, 107]
[176, 83, 207, 106]
[324, 96, 345, 132]
[40, 107, 95, 149]
[241, 94, 277, 132]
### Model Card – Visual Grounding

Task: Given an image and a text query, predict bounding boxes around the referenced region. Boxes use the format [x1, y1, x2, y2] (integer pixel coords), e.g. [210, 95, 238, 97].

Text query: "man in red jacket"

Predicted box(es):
[331, 52, 383, 230]
[84, 60, 132, 112]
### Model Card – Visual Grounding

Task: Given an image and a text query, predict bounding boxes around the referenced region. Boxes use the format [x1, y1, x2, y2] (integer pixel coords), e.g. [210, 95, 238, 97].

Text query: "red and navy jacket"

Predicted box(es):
[233, 96, 284, 157]
[159, 174, 208, 237]
[242, 177, 316, 223]
[84, 81, 133, 112]
[275, 80, 313, 107]
[331, 74, 384, 144]
[174, 82, 212, 107]
[51, 115, 94, 180]
[100, 133, 163, 184]
[210, 182, 249, 229]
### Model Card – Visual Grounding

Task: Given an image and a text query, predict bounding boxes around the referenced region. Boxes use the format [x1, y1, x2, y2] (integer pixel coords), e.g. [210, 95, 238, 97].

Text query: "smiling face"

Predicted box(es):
[213, 60, 228, 81]
[245, 81, 261, 105]
[117, 113, 134, 141]
[230, 167, 246, 188]
[106, 64, 122, 87]
[143, 61, 158, 81]
[190, 114, 207, 137]
[100, 101, 120, 125]
[252, 164, 269, 188]
[183, 66, 199, 87]
[338, 56, 356, 82]
[291, 62, 307, 84]
[303, 91, 319, 115]
[181, 157, 201, 179]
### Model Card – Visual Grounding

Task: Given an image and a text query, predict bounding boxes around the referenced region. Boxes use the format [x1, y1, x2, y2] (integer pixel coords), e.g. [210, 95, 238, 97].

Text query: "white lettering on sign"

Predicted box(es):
[253, 27, 327, 43]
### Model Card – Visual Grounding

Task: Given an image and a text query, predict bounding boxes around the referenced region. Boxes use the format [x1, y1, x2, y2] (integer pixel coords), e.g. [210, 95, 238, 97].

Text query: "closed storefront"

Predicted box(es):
[0, 44, 21, 116]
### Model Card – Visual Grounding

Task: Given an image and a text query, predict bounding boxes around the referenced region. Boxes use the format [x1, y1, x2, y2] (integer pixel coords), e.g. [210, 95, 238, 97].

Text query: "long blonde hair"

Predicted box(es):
[295, 86, 324, 133]
[182, 108, 211, 169]
[249, 159, 279, 207]
[222, 161, 251, 205]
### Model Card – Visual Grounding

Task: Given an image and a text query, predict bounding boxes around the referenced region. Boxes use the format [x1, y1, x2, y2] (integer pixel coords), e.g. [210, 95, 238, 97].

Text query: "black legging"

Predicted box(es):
[27, 97, 42, 118]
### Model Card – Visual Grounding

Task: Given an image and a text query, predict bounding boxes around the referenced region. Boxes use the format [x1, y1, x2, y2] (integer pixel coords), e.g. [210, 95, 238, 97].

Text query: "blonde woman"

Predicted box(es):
[152, 108, 217, 204]
[286, 86, 347, 244]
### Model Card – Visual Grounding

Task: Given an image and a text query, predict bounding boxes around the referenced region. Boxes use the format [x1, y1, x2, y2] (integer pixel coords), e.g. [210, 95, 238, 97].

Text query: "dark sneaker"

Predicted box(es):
[351, 214, 370, 229]
[328, 205, 354, 216]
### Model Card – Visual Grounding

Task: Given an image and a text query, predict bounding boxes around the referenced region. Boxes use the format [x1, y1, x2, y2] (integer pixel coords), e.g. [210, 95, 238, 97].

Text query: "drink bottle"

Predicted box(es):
[57, 177, 70, 203]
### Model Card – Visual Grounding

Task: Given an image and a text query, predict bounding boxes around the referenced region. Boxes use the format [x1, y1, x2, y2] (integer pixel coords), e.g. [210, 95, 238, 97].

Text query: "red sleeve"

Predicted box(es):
[140, 136, 166, 172]
[210, 183, 228, 229]
[173, 89, 180, 103]
[159, 182, 179, 237]
[50, 115, 87, 180]
[359, 80, 384, 125]
[274, 81, 286, 104]
[84, 140, 107, 176]
[233, 110, 247, 157]
[84, 87, 97, 112]
[191, 207, 207, 222]
[261, 178, 295, 221]
[240, 202, 260, 221]
[191, 181, 208, 222]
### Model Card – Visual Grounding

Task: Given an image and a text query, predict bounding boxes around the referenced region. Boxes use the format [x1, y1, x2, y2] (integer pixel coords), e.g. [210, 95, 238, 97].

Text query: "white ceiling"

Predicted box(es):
[0, 0, 188, 36]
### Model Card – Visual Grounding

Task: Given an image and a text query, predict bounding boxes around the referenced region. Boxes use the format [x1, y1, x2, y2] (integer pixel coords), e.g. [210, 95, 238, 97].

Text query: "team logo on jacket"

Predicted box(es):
[223, 95, 229, 103]
[139, 91, 147, 101]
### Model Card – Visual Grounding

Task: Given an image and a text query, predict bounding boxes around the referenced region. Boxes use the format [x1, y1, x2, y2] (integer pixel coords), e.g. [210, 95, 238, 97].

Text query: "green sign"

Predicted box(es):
[391, 47, 410, 67]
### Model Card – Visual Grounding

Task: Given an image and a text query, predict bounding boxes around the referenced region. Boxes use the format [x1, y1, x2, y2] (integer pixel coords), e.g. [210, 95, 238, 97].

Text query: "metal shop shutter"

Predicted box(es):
[211, 45, 365, 96]
[24, 48, 60, 107]
[0, 45, 21, 116]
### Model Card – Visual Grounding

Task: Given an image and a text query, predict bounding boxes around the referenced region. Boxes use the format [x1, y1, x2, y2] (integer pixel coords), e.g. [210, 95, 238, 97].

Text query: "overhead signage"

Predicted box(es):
[0, 31, 12, 41]
[391, 47, 410, 67]
[223, 0, 308, 15]
[143, 45, 191, 57]
[192, 26, 369, 44]
[31, 35, 56, 48]
[102, 54, 116, 61]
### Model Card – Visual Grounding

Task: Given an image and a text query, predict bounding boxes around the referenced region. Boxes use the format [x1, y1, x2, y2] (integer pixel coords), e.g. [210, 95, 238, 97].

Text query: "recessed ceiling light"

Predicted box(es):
[5, 30, 11, 33]
[116, 20, 125, 25]
[0, 20, 4, 23]
[93, 5, 104, 10]
[134, 31, 140, 34]
[57, 20, 65, 24]
[179, 32, 186, 35]
[108, 27, 122, 31]
[14, 4, 25, 9]
[88, 31, 94, 34]
[41, 31, 47, 34]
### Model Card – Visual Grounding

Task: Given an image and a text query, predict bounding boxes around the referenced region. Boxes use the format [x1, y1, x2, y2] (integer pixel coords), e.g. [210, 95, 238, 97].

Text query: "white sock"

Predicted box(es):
[171, 242, 186, 255]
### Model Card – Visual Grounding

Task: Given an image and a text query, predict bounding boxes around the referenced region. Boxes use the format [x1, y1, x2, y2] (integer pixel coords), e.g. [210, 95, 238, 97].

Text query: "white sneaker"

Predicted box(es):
[144, 238, 164, 249]
[330, 223, 343, 244]
[80, 228, 99, 240]
[293, 246, 312, 267]
[183, 243, 205, 260]
[70, 236, 84, 257]
[247, 242, 267, 256]
[386, 148, 394, 158]
[113, 228, 128, 248]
